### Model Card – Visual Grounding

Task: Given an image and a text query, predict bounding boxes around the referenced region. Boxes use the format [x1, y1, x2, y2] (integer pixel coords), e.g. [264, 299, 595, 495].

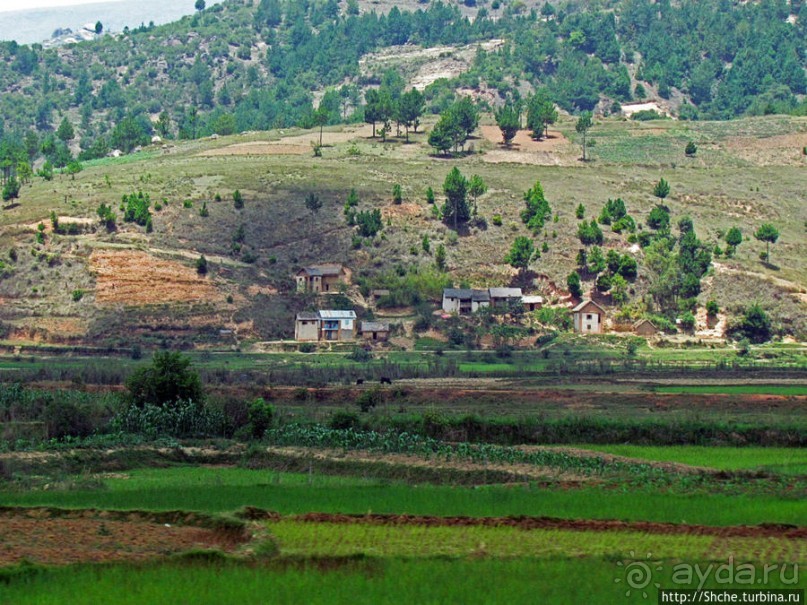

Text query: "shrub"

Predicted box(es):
[196, 255, 208, 274]
[298, 343, 316, 353]
[71, 289, 84, 302]
[247, 397, 275, 439]
[125, 351, 204, 408]
[491, 214, 502, 226]
[347, 347, 372, 362]
[233, 190, 244, 209]
[356, 387, 382, 412]
[392, 183, 402, 204]
[706, 300, 719, 316]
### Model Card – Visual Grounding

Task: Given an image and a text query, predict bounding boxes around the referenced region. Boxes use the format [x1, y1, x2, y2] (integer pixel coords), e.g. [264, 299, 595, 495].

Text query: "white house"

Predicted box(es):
[572, 300, 606, 334]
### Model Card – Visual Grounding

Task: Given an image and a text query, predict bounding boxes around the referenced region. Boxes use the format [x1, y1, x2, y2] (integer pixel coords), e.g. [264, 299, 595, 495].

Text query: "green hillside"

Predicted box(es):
[0, 110, 805, 347]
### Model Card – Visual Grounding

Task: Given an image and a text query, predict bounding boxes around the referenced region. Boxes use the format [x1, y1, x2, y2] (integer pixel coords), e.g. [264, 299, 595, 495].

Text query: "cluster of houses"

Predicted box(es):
[294, 310, 390, 343]
[291, 264, 657, 343]
[441, 287, 544, 314]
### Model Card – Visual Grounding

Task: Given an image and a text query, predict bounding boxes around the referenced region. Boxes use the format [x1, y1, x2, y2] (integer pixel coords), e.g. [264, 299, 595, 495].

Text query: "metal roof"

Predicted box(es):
[489, 287, 523, 298]
[318, 310, 357, 319]
[522, 296, 544, 304]
[296, 312, 319, 320]
[443, 288, 490, 301]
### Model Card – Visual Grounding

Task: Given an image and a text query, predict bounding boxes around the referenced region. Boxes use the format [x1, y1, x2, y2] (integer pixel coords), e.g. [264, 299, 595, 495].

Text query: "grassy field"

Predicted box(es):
[569, 445, 807, 475]
[8, 556, 802, 605]
[653, 385, 807, 396]
[1, 467, 804, 526]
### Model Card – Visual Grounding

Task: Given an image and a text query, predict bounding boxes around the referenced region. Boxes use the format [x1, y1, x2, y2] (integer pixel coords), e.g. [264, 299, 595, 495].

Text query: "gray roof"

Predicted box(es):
[296, 312, 319, 321]
[522, 295, 544, 304]
[298, 264, 344, 277]
[489, 287, 523, 299]
[318, 310, 357, 320]
[443, 288, 490, 302]
[361, 321, 390, 332]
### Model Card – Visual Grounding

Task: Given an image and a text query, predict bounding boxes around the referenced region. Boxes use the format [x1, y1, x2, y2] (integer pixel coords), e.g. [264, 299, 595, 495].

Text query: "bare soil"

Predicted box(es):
[0, 508, 247, 566]
[282, 512, 807, 539]
[89, 249, 220, 305]
[480, 126, 577, 166]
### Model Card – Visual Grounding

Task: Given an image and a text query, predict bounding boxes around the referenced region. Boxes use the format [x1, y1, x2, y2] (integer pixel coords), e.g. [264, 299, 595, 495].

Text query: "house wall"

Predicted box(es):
[574, 310, 603, 334]
[321, 275, 342, 293]
[362, 331, 389, 341]
[442, 296, 461, 313]
[295, 320, 319, 341]
[472, 300, 490, 313]
[635, 323, 657, 336]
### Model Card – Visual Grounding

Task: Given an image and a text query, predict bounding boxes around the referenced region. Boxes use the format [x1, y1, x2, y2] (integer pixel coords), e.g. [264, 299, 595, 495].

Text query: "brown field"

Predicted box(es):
[480, 126, 577, 165]
[0, 508, 247, 566]
[89, 249, 220, 305]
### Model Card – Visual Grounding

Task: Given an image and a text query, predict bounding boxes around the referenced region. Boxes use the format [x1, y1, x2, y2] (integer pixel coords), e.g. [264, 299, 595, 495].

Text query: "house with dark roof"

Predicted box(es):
[442, 288, 491, 315]
[488, 287, 523, 309]
[295, 264, 348, 293]
[360, 321, 390, 342]
[633, 318, 658, 336]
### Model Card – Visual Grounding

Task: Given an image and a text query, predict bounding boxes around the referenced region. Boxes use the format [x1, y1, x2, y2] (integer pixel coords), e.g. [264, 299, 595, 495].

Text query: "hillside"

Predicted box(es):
[0, 0, 804, 171]
[0, 111, 805, 348]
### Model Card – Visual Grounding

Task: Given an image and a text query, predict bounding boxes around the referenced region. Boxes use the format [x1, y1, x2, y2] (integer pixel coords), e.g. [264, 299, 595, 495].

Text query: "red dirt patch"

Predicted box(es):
[480, 125, 570, 151]
[381, 203, 423, 220]
[89, 249, 219, 305]
[0, 508, 247, 566]
[285, 512, 807, 539]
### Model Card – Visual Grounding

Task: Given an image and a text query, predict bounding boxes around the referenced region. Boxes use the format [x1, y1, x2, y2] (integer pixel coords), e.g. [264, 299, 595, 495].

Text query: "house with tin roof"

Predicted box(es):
[294, 310, 357, 342]
[295, 264, 348, 293]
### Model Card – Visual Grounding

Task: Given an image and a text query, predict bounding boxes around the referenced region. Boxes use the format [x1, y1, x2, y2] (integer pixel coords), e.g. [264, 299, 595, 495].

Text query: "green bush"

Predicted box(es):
[125, 351, 204, 408]
[248, 397, 275, 439]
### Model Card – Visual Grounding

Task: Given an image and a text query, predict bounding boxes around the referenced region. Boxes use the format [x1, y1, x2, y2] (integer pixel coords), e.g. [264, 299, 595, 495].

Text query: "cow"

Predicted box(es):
[356, 378, 364, 385]
[380, 377, 392, 385]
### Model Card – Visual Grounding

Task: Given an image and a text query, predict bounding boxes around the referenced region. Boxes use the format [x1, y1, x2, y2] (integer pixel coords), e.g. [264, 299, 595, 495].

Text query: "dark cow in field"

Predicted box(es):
[380, 377, 392, 385]
[356, 378, 364, 385]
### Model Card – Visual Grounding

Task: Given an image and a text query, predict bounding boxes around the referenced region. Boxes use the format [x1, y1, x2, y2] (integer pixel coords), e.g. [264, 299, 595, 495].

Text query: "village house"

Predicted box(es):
[633, 318, 658, 337]
[294, 312, 320, 342]
[522, 295, 544, 312]
[360, 321, 390, 342]
[442, 288, 491, 315]
[295, 264, 348, 293]
[573, 300, 606, 334]
[294, 310, 357, 342]
[488, 287, 523, 309]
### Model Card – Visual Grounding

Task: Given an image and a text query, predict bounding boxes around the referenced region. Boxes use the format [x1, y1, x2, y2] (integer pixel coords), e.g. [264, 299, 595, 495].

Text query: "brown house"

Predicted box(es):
[522, 296, 544, 312]
[295, 264, 348, 293]
[360, 321, 390, 342]
[633, 319, 658, 336]
[573, 300, 606, 334]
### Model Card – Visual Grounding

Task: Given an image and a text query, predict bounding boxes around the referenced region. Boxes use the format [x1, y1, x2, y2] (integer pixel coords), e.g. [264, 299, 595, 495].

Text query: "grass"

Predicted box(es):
[1, 467, 804, 526]
[653, 385, 807, 396]
[0, 556, 802, 605]
[568, 445, 807, 475]
[267, 520, 807, 562]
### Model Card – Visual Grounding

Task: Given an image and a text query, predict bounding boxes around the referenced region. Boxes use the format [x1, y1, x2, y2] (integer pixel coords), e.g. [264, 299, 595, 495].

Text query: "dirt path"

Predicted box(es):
[269, 512, 807, 539]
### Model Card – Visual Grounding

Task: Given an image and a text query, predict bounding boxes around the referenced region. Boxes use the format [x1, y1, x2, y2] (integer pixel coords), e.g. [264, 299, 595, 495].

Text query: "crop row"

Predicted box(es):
[264, 425, 674, 479]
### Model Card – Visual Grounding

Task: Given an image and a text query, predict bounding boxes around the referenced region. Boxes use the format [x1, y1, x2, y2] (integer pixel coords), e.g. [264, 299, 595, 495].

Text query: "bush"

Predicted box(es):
[491, 214, 502, 226]
[125, 351, 204, 408]
[329, 411, 361, 430]
[233, 190, 244, 209]
[248, 397, 275, 439]
[71, 289, 84, 302]
[347, 347, 372, 362]
[356, 387, 382, 412]
[298, 343, 316, 353]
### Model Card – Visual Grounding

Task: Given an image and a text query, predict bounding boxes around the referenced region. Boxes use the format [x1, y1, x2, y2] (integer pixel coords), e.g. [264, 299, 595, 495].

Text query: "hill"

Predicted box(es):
[0, 111, 805, 348]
